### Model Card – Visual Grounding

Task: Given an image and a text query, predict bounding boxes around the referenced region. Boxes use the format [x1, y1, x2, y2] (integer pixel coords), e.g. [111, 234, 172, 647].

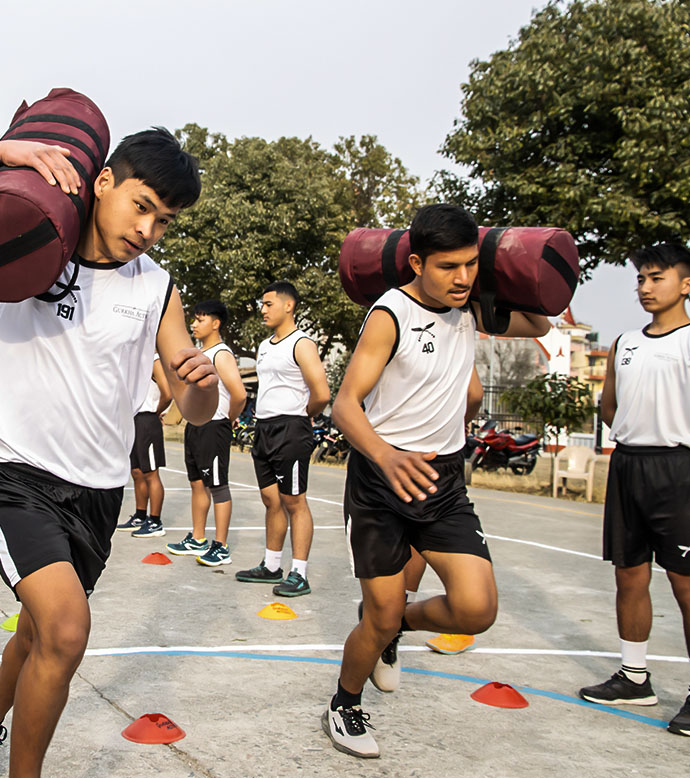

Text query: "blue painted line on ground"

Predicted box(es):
[90, 648, 669, 730]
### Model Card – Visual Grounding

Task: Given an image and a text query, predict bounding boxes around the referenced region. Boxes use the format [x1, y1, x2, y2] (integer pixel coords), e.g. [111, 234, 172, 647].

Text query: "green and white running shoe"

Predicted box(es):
[166, 532, 209, 556]
[197, 540, 232, 567]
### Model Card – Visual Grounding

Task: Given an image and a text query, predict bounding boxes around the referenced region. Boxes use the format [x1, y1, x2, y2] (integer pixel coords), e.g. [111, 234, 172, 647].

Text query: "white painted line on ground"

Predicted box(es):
[83, 644, 688, 663]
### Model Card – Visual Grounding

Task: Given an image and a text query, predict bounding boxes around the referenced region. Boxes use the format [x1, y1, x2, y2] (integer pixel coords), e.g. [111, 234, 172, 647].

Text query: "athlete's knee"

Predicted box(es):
[35, 619, 89, 668]
[616, 564, 651, 592]
[667, 570, 690, 605]
[280, 493, 307, 516]
[362, 598, 406, 639]
[446, 593, 497, 634]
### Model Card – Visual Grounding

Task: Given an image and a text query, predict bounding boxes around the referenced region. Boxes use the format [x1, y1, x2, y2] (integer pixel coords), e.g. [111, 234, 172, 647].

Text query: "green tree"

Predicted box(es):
[501, 373, 595, 463]
[439, 0, 690, 273]
[333, 134, 425, 227]
[151, 125, 364, 358]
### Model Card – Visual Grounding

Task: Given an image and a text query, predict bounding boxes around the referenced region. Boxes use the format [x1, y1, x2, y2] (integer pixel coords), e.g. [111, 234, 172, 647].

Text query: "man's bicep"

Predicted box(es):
[214, 351, 245, 396]
[294, 339, 328, 392]
[339, 309, 397, 403]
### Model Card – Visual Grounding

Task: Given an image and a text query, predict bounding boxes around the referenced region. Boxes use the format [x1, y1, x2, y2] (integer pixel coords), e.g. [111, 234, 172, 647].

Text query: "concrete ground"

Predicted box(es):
[0, 442, 687, 777]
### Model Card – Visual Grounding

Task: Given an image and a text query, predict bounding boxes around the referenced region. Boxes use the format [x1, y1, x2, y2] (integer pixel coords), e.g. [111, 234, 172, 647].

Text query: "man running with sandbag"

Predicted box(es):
[0, 125, 218, 777]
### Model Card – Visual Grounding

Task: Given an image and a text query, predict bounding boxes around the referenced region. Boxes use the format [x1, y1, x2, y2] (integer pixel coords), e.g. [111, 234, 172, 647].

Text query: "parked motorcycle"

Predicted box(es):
[464, 419, 540, 475]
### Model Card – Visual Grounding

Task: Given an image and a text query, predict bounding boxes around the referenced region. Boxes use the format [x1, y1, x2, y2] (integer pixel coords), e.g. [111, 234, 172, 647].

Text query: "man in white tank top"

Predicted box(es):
[579, 244, 690, 738]
[236, 281, 330, 596]
[117, 353, 172, 536]
[321, 204, 550, 758]
[166, 300, 246, 567]
[0, 129, 219, 773]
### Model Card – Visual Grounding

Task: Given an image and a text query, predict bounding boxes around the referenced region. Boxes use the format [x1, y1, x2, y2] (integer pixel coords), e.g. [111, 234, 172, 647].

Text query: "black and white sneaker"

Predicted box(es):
[668, 694, 690, 736]
[131, 519, 166, 538]
[116, 514, 146, 532]
[357, 601, 402, 692]
[370, 632, 401, 693]
[321, 699, 379, 758]
[579, 670, 658, 706]
[0, 722, 7, 744]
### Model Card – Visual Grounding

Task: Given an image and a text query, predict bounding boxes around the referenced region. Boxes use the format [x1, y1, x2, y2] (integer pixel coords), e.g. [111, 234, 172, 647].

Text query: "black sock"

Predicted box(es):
[400, 614, 412, 632]
[332, 680, 361, 710]
[149, 515, 160, 524]
[135, 508, 147, 520]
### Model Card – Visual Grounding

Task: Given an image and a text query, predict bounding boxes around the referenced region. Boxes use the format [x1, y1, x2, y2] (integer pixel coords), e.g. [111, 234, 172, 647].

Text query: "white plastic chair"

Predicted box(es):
[552, 445, 596, 502]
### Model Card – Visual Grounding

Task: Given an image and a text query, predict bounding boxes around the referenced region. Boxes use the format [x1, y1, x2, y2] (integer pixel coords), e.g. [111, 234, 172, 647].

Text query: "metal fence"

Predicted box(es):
[475, 385, 540, 436]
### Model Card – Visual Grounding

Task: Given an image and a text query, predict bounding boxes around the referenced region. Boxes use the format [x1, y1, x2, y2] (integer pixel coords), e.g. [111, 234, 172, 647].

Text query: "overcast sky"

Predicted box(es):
[2, 0, 651, 345]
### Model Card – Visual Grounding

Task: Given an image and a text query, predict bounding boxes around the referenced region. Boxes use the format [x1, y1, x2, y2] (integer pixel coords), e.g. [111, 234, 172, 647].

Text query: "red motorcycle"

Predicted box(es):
[465, 420, 540, 475]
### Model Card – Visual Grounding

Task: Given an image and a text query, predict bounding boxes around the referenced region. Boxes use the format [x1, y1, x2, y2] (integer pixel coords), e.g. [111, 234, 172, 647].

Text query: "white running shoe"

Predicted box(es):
[370, 633, 401, 692]
[321, 700, 380, 758]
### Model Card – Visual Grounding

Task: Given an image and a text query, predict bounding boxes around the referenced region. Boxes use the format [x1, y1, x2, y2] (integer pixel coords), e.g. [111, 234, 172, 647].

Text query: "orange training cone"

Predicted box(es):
[122, 713, 186, 744]
[425, 634, 475, 654]
[257, 602, 297, 620]
[141, 552, 172, 565]
[470, 682, 529, 709]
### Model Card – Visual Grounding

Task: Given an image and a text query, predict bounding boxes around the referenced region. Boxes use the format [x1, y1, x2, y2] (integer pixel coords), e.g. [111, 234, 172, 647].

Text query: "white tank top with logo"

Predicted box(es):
[139, 353, 161, 414]
[0, 255, 173, 488]
[203, 342, 234, 421]
[255, 329, 311, 419]
[610, 323, 690, 447]
[363, 288, 476, 454]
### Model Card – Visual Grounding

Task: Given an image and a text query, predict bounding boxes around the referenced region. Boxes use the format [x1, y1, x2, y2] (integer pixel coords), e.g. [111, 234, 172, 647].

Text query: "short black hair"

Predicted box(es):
[194, 299, 228, 330]
[263, 281, 300, 309]
[106, 127, 201, 209]
[409, 203, 478, 262]
[630, 243, 690, 276]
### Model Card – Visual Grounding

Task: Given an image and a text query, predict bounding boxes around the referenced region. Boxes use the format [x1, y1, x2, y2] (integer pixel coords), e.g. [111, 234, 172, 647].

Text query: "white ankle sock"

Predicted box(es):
[264, 548, 282, 572]
[620, 639, 648, 684]
[292, 558, 308, 578]
[406, 590, 418, 603]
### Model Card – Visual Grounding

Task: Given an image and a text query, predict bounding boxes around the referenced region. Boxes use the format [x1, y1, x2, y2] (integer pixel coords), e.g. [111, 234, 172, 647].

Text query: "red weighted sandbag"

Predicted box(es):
[0, 88, 110, 302]
[338, 226, 580, 333]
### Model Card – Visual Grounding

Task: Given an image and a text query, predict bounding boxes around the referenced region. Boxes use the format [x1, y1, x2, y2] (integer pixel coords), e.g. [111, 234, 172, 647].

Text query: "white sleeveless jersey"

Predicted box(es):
[610, 323, 690, 447]
[139, 354, 161, 414]
[203, 342, 234, 421]
[363, 288, 476, 454]
[0, 255, 173, 488]
[255, 329, 311, 419]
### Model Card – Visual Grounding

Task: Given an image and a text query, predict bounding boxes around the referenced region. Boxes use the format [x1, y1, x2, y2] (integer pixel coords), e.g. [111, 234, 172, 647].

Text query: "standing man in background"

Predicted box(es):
[118, 354, 172, 537]
[167, 300, 246, 566]
[236, 281, 330, 596]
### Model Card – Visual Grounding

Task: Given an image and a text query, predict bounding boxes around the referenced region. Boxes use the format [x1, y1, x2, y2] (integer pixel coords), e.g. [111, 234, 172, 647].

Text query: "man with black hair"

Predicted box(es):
[0, 129, 218, 776]
[236, 281, 330, 596]
[167, 300, 246, 566]
[579, 243, 690, 738]
[117, 353, 172, 536]
[322, 203, 549, 758]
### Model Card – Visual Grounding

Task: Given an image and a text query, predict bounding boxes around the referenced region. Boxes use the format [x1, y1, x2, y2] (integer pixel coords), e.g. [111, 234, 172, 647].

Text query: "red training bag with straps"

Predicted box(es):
[338, 226, 580, 333]
[0, 88, 110, 302]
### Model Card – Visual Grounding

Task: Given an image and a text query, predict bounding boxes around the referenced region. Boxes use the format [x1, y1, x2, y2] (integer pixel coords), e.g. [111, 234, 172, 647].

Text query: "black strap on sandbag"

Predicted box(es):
[8, 114, 107, 160]
[477, 227, 511, 334]
[381, 229, 406, 289]
[542, 243, 578, 293]
[4, 131, 100, 172]
[0, 220, 59, 269]
[34, 254, 81, 303]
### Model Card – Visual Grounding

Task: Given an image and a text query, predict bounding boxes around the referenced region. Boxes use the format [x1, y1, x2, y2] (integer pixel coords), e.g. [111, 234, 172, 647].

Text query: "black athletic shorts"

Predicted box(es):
[184, 419, 233, 487]
[0, 463, 123, 599]
[344, 448, 491, 579]
[603, 443, 690, 574]
[129, 412, 166, 473]
[252, 415, 313, 495]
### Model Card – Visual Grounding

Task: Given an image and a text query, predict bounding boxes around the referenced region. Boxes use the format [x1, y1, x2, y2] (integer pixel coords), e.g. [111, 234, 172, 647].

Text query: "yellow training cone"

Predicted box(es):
[1, 613, 19, 632]
[257, 602, 297, 620]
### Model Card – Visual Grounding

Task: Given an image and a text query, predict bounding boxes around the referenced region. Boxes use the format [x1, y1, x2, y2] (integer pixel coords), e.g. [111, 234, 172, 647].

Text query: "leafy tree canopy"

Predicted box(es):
[439, 0, 690, 273]
[152, 127, 422, 358]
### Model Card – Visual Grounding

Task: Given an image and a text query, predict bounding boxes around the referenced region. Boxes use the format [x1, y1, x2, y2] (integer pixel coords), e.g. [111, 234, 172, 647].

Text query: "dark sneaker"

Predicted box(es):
[131, 519, 166, 538]
[357, 601, 402, 692]
[0, 722, 6, 745]
[166, 532, 209, 556]
[273, 569, 311, 597]
[579, 670, 658, 706]
[668, 694, 690, 736]
[235, 560, 283, 583]
[321, 699, 379, 758]
[196, 540, 232, 567]
[116, 514, 146, 532]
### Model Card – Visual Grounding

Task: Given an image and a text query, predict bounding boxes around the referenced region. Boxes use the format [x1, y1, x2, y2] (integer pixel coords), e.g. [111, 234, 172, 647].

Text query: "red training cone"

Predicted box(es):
[141, 552, 172, 565]
[122, 713, 186, 744]
[470, 681, 529, 709]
